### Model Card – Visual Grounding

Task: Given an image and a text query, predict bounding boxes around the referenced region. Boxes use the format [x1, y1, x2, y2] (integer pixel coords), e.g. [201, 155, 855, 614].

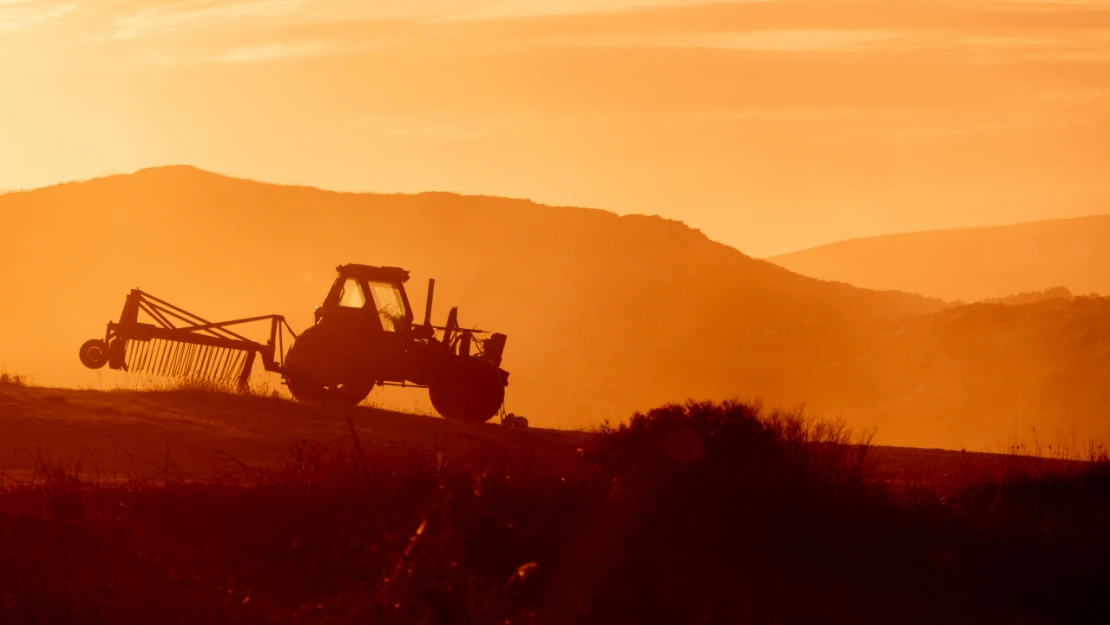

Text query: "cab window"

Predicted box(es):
[368, 281, 406, 331]
[337, 277, 366, 308]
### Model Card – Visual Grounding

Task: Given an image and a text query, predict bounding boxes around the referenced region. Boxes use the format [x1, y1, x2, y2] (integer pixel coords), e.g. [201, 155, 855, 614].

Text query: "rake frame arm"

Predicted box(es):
[104, 289, 297, 376]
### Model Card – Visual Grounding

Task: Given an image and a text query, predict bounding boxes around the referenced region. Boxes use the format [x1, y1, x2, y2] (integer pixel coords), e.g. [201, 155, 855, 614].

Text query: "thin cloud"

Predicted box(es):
[446, 0, 711, 21]
[541, 29, 908, 52]
[0, 1, 74, 33]
[111, 0, 307, 39]
[135, 37, 387, 65]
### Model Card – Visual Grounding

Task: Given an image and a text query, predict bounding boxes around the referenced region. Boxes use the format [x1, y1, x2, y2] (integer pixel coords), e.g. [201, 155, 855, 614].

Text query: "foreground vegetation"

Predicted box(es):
[0, 400, 1106, 624]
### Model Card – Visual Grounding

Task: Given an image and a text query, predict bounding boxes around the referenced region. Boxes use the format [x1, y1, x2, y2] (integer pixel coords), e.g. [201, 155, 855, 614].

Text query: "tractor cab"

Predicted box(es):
[317, 264, 414, 333]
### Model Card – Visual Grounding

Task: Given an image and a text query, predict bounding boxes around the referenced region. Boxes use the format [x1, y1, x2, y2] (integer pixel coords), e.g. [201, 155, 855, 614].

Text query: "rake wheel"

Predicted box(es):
[79, 339, 109, 370]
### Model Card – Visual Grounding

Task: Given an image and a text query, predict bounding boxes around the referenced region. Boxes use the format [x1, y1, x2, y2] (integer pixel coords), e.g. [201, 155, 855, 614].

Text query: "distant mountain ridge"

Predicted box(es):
[983, 287, 1072, 306]
[768, 215, 1110, 302]
[2, 167, 1108, 448]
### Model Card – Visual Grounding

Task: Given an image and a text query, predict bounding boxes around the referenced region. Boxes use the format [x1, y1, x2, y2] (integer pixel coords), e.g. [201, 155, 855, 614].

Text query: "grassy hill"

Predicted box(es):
[768, 215, 1110, 302]
[2, 167, 1108, 448]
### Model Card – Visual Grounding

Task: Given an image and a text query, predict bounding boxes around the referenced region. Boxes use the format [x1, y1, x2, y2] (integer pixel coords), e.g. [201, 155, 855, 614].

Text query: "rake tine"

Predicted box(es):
[197, 346, 209, 380]
[183, 344, 193, 377]
[169, 341, 183, 377]
[209, 348, 218, 379]
[144, 340, 156, 374]
[224, 349, 236, 385]
[185, 344, 197, 379]
[214, 348, 226, 384]
[180, 344, 192, 379]
[231, 351, 243, 386]
[220, 350, 235, 385]
[182, 341, 193, 377]
[220, 353, 236, 386]
[241, 352, 251, 386]
[145, 339, 156, 375]
[165, 341, 179, 376]
[152, 340, 163, 375]
[186, 344, 198, 378]
[231, 352, 246, 386]
[219, 348, 233, 384]
[211, 347, 224, 382]
[202, 346, 216, 381]
[162, 340, 175, 376]
[154, 339, 168, 375]
[155, 340, 169, 375]
[180, 343, 192, 377]
[152, 341, 162, 374]
[192, 344, 202, 379]
[205, 347, 218, 382]
[131, 340, 142, 373]
[159, 341, 170, 376]
[210, 347, 222, 382]
[136, 340, 151, 374]
[150, 339, 161, 375]
[230, 352, 243, 386]
[235, 352, 247, 385]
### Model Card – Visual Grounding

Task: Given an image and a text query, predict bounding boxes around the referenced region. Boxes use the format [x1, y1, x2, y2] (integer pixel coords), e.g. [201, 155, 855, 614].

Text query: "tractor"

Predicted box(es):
[284, 264, 509, 422]
[79, 264, 510, 424]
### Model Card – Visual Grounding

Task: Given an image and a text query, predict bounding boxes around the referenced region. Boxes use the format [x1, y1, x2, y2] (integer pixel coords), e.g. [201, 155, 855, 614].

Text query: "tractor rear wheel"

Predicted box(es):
[284, 325, 372, 406]
[429, 362, 505, 424]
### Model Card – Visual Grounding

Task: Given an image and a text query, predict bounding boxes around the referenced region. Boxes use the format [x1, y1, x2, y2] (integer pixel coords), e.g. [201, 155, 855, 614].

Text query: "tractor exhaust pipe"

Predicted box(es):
[423, 278, 435, 328]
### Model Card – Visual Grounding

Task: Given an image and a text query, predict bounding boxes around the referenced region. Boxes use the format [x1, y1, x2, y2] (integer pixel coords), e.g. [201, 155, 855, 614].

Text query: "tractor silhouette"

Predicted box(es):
[285, 265, 508, 422]
[79, 264, 510, 424]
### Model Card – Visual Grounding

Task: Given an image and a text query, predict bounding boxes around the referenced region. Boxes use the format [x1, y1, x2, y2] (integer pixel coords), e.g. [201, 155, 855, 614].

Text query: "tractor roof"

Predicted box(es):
[336, 264, 411, 283]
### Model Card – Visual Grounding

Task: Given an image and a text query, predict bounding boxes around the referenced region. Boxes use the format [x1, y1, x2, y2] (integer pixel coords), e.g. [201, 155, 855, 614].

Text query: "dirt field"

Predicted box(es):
[0, 383, 585, 481]
[0, 382, 1076, 487]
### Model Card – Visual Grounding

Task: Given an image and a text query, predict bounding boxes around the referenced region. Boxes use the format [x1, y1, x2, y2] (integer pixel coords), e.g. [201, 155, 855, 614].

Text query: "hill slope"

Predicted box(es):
[768, 215, 1110, 302]
[0, 167, 937, 419]
[3, 167, 1109, 448]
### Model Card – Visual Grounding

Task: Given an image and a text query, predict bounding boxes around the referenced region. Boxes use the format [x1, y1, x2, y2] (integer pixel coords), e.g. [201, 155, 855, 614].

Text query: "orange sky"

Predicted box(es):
[2, 0, 1108, 256]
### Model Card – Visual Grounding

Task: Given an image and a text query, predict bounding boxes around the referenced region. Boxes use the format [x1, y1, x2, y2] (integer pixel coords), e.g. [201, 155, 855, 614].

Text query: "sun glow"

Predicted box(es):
[2, 0, 1109, 255]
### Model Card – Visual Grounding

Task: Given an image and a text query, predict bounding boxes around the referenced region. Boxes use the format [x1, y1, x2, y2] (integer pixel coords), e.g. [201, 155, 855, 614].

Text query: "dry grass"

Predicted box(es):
[125, 374, 289, 399]
[0, 400, 1106, 624]
[0, 372, 28, 387]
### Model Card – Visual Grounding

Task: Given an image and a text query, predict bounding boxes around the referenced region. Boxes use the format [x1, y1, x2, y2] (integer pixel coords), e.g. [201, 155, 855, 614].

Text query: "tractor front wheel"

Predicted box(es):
[429, 363, 505, 424]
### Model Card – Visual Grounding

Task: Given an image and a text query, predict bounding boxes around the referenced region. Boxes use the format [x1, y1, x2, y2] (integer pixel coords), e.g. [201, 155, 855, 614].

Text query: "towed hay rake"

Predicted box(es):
[79, 289, 296, 390]
[80, 265, 515, 424]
